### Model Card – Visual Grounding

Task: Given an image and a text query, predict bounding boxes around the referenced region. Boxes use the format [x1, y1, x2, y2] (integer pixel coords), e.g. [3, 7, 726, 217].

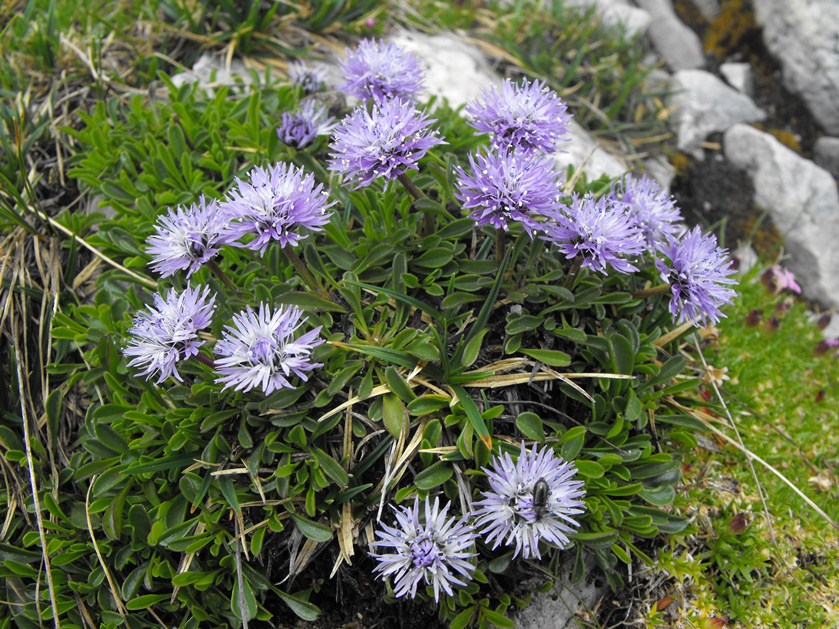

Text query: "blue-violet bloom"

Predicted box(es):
[288, 60, 326, 95]
[372, 497, 477, 602]
[124, 285, 216, 384]
[540, 193, 645, 274]
[222, 162, 335, 256]
[613, 175, 683, 249]
[473, 443, 586, 560]
[656, 226, 737, 325]
[328, 99, 444, 189]
[338, 38, 424, 103]
[277, 99, 336, 149]
[146, 196, 231, 278]
[465, 78, 571, 155]
[214, 303, 323, 395]
[454, 149, 561, 236]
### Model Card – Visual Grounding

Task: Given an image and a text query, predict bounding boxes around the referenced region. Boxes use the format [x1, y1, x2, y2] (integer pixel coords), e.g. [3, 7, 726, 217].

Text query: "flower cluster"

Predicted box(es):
[328, 98, 444, 189]
[465, 78, 571, 155]
[124, 285, 216, 383]
[277, 99, 335, 149]
[288, 60, 326, 95]
[372, 443, 586, 600]
[222, 162, 336, 255]
[214, 303, 324, 395]
[338, 38, 424, 103]
[454, 150, 561, 236]
[657, 226, 737, 325]
[613, 175, 683, 249]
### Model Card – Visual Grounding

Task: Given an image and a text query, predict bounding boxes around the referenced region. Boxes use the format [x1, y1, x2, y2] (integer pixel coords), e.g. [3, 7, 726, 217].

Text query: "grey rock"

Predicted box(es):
[642, 155, 676, 190]
[564, 0, 652, 37]
[634, 0, 705, 70]
[813, 136, 839, 180]
[689, 0, 720, 21]
[387, 30, 500, 109]
[170, 52, 254, 92]
[733, 243, 759, 274]
[719, 62, 754, 96]
[752, 0, 839, 134]
[670, 70, 765, 157]
[554, 120, 628, 181]
[724, 124, 839, 307]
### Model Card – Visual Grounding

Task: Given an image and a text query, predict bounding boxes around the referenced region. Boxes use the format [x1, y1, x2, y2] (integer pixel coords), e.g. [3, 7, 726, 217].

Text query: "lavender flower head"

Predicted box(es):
[145, 196, 231, 278]
[277, 99, 336, 149]
[465, 78, 571, 155]
[656, 226, 737, 325]
[540, 193, 645, 274]
[328, 99, 444, 189]
[222, 162, 335, 256]
[614, 175, 684, 249]
[473, 443, 586, 560]
[338, 38, 424, 103]
[214, 303, 323, 395]
[454, 149, 561, 236]
[288, 60, 326, 95]
[372, 497, 477, 602]
[124, 285, 216, 384]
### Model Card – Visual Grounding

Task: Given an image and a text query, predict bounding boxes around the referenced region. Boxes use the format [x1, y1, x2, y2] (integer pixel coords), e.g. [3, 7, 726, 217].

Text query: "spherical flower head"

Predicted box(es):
[371, 497, 477, 602]
[328, 99, 444, 189]
[540, 193, 645, 274]
[145, 196, 232, 278]
[277, 99, 336, 149]
[656, 226, 737, 325]
[613, 175, 684, 249]
[124, 285, 216, 384]
[288, 60, 326, 95]
[454, 149, 562, 236]
[473, 442, 586, 560]
[221, 162, 336, 256]
[214, 303, 323, 395]
[338, 38, 424, 103]
[465, 78, 571, 155]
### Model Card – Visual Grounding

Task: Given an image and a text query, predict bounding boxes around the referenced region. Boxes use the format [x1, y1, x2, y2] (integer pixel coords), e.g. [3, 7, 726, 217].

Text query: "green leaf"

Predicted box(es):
[482, 608, 516, 628]
[574, 460, 605, 478]
[311, 448, 349, 487]
[291, 514, 333, 542]
[382, 393, 408, 439]
[331, 341, 418, 370]
[505, 314, 544, 335]
[559, 426, 586, 460]
[413, 247, 454, 268]
[515, 412, 544, 443]
[218, 477, 240, 514]
[414, 460, 452, 490]
[126, 594, 169, 610]
[277, 291, 346, 313]
[451, 385, 491, 449]
[519, 348, 571, 367]
[385, 366, 417, 403]
[276, 589, 321, 621]
[459, 328, 488, 368]
[572, 529, 619, 548]
[407, 394, 451, 416]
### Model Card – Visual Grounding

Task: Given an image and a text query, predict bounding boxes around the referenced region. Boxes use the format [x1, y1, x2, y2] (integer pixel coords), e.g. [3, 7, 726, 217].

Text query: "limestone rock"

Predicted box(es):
[724, 124, 839, 307]
[752, 0, 839, 134]
[387, 30, 500, 109]
[634, 0, 705, 70]
[689, 0, 720, 21]
[670, 70, 765, 157]
[170, 53, 254, 92]
[719, 62, 754, 96]
[813, 136, 839, 181]
[564, 0, 652, 37]
[554, 120, 628, 181]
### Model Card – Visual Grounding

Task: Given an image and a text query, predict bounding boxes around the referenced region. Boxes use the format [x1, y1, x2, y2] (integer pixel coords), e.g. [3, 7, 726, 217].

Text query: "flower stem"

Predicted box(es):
[284, 246, 329, 299]
[563, 255, 584, 290]
[206, 259, 238, 292]
[397, 172, 434, 236]
[194, 352, 216, 370]
[495, 229, 505, 263]
[633, 283, 671, 298]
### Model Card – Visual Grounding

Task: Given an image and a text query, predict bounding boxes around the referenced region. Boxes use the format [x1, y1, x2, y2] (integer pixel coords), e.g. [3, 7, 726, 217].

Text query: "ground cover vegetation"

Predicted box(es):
[1, 1, 836, 628]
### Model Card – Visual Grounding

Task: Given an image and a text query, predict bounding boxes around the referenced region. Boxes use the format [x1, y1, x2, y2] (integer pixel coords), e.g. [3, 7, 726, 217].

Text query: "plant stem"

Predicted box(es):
[397, 172, 424, 201]
[495, 229, 505, 263]
[206, 259, 238, 292]
[284, 246, 330, 299]
[563, 255, 584, 290]
[194, 352, 216, 370]
[633, 283, 671, 298]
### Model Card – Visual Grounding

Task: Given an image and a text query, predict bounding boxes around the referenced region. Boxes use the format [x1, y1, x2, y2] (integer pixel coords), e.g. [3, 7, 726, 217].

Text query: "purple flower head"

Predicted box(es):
[214, 303, 323, 395]
[540, 193, 645, 274]
[473, 443, 586, 560]
[221, 162, 335, 256]
[613, 175, 684, 249]
[145, 196, 231, 278]
[328, 99, 444, 189]
[338, 38, 424, 103]
[124, 285, 216, 384]
[371, 497, 477, 602]
[454, 149, 561, 236]
[288, 61, 327, 95]
[656, 226, 737, 325]
[277, 99, 336, 149]
[465, 78, 571, 155]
